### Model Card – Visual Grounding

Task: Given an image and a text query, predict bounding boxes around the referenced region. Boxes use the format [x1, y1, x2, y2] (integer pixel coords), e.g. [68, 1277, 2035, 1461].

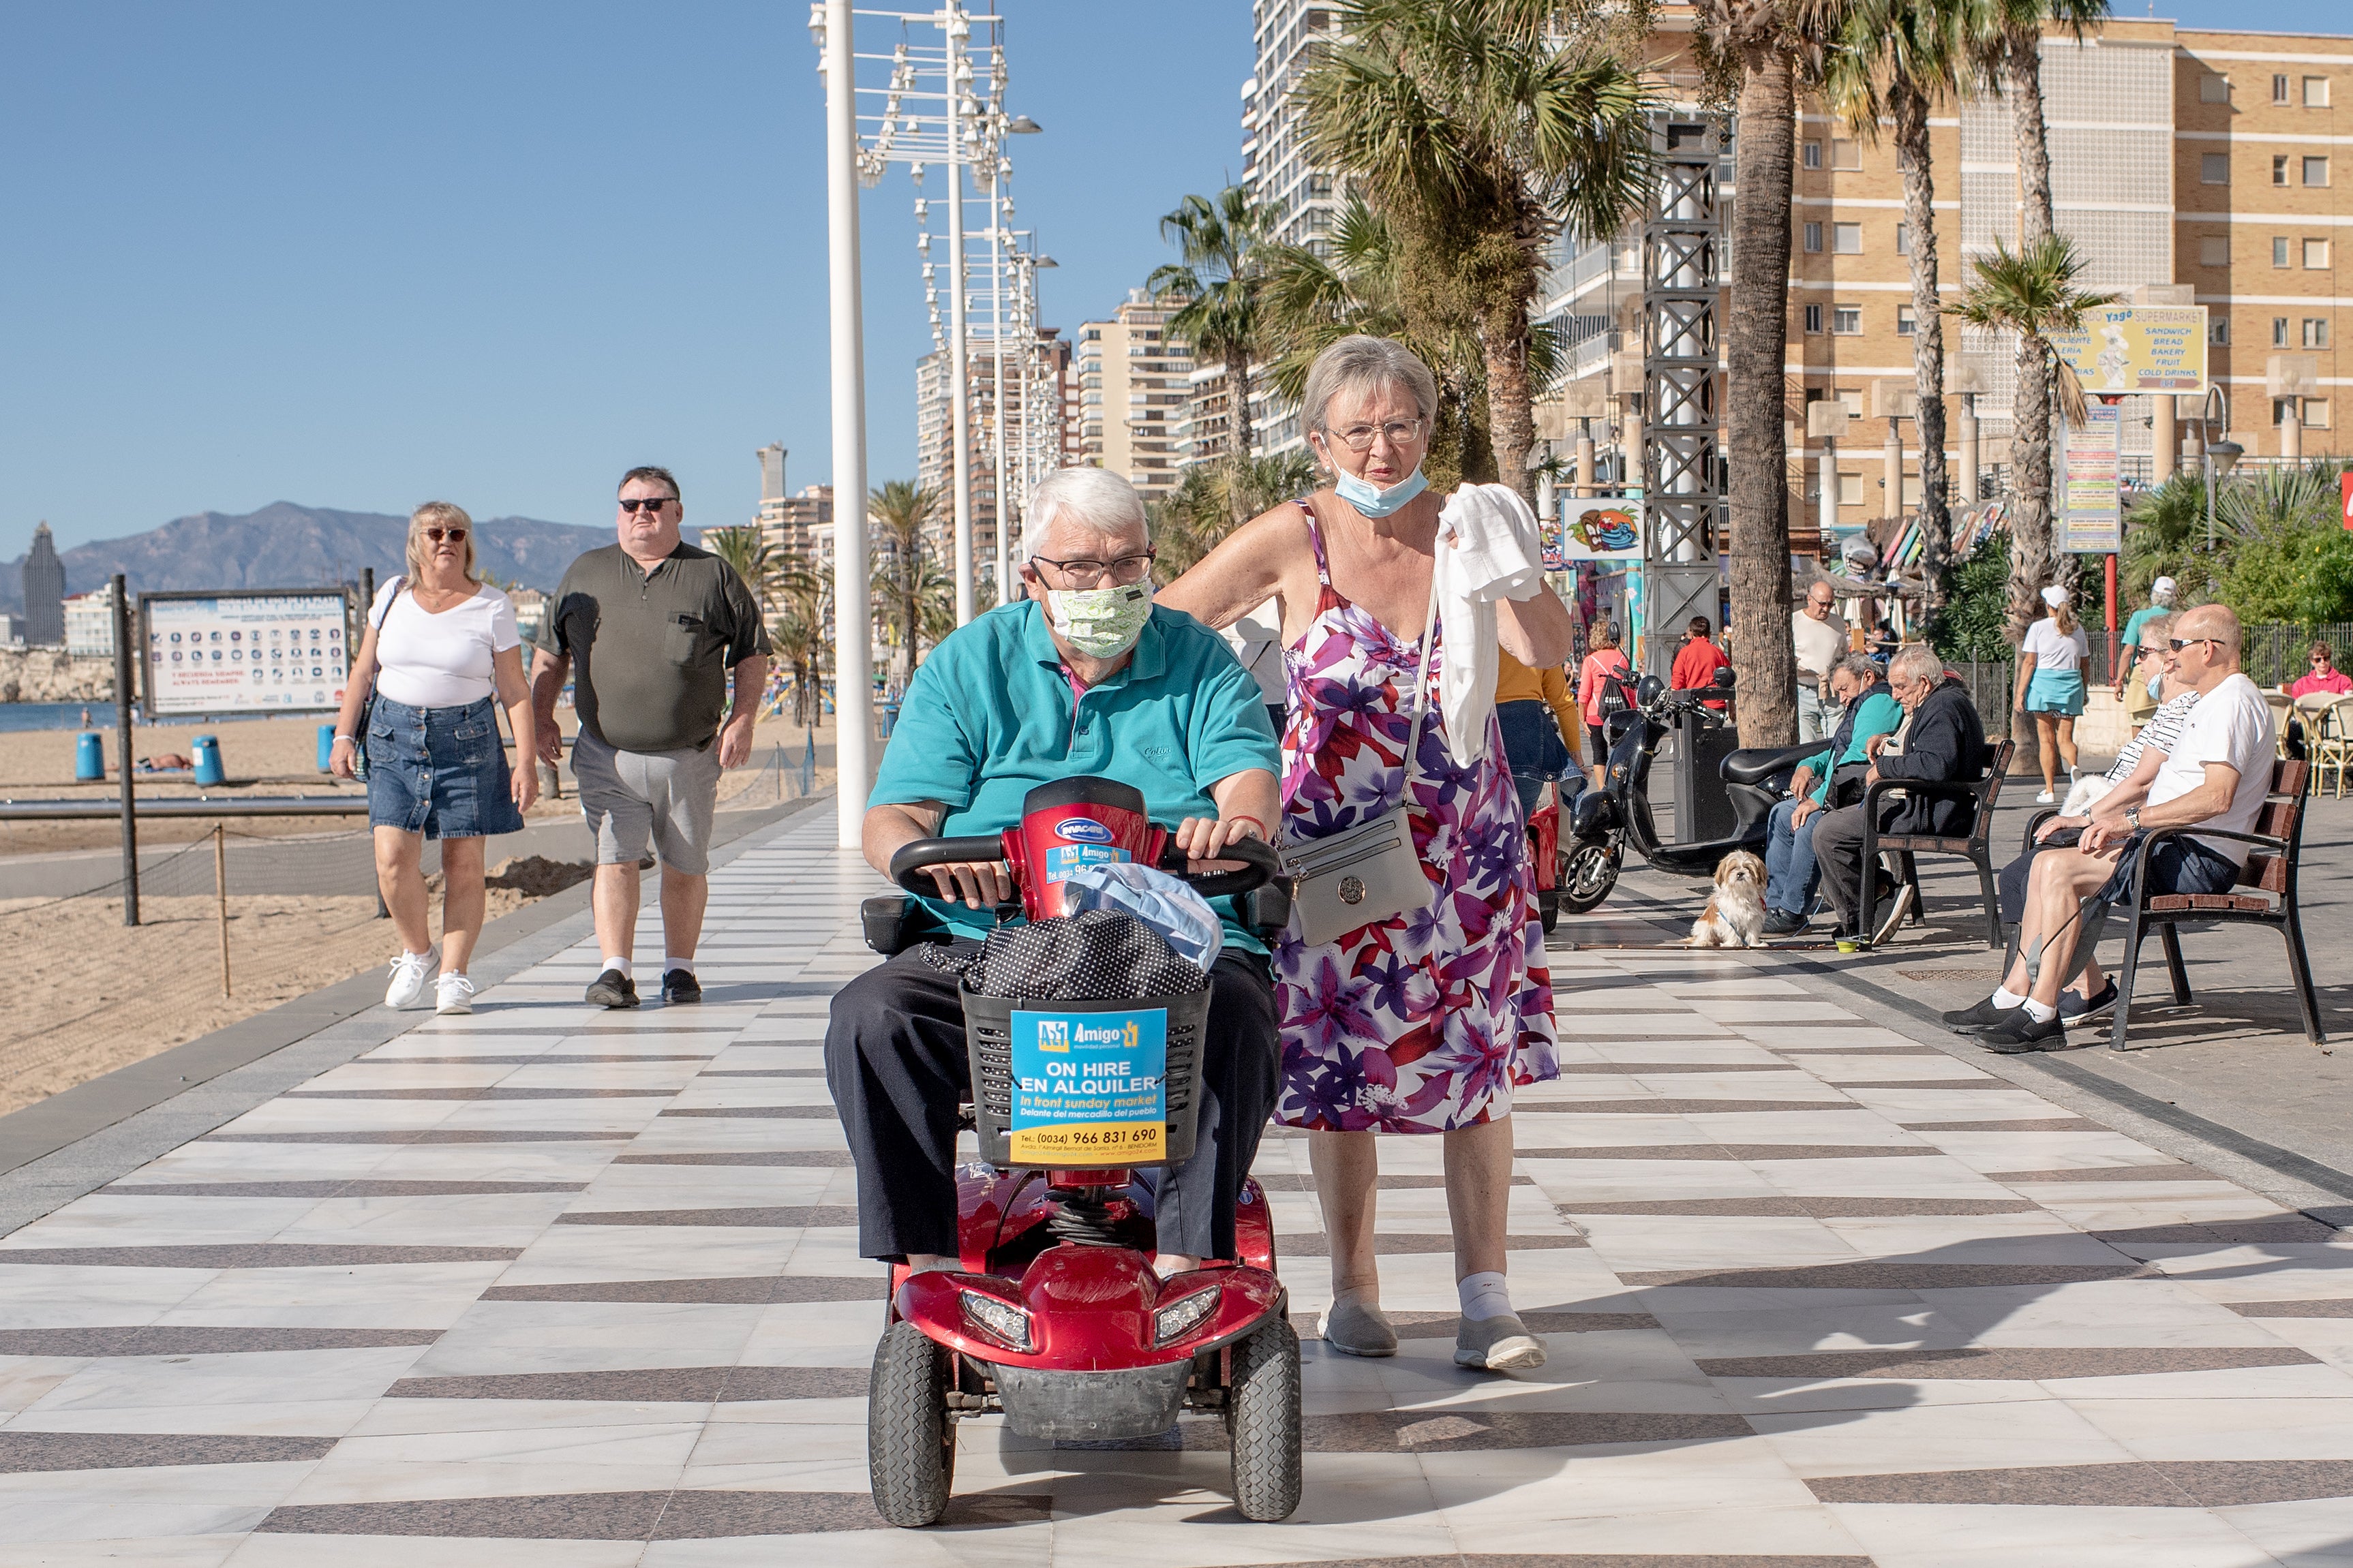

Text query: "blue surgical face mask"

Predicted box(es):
[1330, 461, 1428, 519]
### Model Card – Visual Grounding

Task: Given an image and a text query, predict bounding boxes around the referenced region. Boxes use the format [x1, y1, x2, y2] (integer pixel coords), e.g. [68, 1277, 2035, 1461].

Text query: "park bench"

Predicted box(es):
[1856, 738, 2015, 950]
[2106, 756, 2323, 1050]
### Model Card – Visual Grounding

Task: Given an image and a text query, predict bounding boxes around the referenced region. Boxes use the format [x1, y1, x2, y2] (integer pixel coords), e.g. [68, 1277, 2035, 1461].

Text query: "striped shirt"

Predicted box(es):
[2108, 691, 2198, 782]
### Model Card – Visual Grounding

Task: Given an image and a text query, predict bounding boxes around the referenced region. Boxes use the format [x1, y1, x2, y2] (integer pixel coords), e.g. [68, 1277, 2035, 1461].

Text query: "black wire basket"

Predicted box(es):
[960, 985, 1209, 1169]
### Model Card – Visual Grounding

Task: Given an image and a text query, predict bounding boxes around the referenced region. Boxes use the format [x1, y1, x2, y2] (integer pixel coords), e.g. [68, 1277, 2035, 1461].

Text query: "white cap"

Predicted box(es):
[2040, 585, 2070, 608]
[2151, 575, 2178, 601]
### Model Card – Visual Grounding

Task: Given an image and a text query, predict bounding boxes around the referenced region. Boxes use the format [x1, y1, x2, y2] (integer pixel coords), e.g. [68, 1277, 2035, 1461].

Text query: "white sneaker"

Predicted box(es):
[2035, 790, 2057, 805]
[384, 951, 437, 1009]
[435, 972, 476, 1015]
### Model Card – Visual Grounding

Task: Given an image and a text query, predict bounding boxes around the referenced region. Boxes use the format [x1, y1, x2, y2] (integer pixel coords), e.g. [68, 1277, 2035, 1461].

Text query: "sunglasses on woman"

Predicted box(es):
[424, 527, 467, 544]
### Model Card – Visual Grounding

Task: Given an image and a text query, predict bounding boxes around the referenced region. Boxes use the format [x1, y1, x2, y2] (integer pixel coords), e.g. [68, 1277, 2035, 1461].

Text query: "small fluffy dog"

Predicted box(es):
[2060, 772, 2114, 818]
[1689, 850, 1768, 948]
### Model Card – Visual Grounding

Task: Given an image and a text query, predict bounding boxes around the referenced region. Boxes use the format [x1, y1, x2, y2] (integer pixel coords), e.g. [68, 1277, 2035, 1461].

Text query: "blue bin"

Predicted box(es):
[192, 734, 226, 787]
[317, 724, 337, 773]
[75, 733, 105, 782]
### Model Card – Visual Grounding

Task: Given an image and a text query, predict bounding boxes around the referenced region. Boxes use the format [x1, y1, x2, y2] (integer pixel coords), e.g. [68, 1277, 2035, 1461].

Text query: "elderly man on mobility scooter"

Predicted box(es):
[825, 466, 1298, 1524]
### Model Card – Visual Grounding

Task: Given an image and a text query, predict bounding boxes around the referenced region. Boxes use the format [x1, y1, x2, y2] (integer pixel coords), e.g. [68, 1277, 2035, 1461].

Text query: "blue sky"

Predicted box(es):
[2, 1, 2341, 562]
[0, 1, 1255, 559]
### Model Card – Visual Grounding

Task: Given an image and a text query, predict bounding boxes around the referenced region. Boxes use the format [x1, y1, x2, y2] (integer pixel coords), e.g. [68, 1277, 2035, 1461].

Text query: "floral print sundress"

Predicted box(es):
[1272, 502, 1559, 1133]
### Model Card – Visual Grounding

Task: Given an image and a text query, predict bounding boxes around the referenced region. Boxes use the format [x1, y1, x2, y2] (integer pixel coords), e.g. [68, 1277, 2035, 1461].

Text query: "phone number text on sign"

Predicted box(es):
[1007, 1006, 1168, 1163]
[144, 592, 352, 717]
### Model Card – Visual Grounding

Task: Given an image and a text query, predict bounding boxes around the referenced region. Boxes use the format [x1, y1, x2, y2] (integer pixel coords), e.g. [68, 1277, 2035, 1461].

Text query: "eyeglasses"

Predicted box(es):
[1322, 418, 1426, 452]
[618, 496, 675, 514]
[423, 527, 468, 544]
[1028, 551, 1156, 587]
[2168, 637, 2222, 653]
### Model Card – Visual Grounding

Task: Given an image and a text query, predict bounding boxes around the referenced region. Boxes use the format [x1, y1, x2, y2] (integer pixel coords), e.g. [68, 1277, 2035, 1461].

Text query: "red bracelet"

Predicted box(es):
[1226, 814, 1269, 840]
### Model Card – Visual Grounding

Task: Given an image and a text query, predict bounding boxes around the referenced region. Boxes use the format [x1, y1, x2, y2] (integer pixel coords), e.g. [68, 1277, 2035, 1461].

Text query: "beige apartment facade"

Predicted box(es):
[1070, 290, 1191, 504]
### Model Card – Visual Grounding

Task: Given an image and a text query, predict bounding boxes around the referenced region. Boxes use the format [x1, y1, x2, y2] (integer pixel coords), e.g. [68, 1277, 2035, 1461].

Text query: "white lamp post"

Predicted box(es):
[813, 0, 872, 848]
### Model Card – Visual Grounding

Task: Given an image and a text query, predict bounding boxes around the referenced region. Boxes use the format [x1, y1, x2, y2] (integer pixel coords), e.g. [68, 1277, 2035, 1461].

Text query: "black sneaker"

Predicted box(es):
[1761, 908, 1808, 937]
[1980, 1010, 2071, 1054]
[2060, 979, 2119, 1021]
[1870, 882, 1916, 947]
[1941, 995, 2021, 1034]
[661, 968, 702, 1005]
[586, 969, 639, 1009]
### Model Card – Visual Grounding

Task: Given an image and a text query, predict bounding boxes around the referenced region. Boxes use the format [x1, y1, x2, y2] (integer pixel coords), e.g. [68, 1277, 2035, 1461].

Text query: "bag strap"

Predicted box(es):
[372, 575, 406, 630]
[1397, 581, 1437, 785]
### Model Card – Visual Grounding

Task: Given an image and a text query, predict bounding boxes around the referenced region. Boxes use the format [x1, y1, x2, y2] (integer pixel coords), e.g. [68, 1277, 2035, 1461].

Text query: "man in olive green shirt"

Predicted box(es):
[531, 465, 770, 1009]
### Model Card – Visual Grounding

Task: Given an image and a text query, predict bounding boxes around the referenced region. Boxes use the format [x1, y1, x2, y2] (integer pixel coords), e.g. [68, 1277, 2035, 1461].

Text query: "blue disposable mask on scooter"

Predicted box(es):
[1331, 462, 1428, 519]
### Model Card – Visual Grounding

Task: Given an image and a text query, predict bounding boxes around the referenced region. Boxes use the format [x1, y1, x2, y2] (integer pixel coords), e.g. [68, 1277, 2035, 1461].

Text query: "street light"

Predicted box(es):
[2198, 384, 2242, 553]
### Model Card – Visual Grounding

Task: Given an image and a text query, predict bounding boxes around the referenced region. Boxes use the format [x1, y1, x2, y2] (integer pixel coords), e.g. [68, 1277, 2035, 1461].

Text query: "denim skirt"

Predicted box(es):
[365, 694, 526, 840]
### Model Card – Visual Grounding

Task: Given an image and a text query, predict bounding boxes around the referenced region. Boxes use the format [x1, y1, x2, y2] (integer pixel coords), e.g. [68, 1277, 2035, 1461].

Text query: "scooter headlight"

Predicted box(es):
[960, 1290, 1034, 1352]
[1153, 1285, 1221, 1346]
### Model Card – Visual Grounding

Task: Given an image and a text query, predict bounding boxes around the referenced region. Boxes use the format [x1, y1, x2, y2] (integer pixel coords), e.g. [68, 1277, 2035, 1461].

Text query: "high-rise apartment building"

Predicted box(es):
[21, 521, 65, 646]
[1243, 3, 1346, 251]
[1071, 291, 1192, 503]
[1539, 10, 2346, 540]
[915, 347, 998, 575]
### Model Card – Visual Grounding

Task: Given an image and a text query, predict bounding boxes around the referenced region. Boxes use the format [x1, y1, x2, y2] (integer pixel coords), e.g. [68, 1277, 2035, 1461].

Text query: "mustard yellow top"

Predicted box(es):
[1496, 649, 1580, 747]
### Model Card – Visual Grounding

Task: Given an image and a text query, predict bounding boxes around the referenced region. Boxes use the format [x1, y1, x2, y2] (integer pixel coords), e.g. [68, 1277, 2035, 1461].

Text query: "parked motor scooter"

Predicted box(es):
[1555, 667, 1818, 913]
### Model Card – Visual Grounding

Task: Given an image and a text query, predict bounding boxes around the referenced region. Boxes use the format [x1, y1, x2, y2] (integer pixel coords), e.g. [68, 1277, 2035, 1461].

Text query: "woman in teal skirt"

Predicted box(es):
[2014, 583, 2091, 805]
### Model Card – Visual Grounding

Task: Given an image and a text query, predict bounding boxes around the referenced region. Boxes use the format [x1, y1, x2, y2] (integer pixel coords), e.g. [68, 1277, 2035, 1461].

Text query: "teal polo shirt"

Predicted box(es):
[1799, 688, 1904, 804]
[2121, 604, 2168, 654]
[872, 600, 1283, 951]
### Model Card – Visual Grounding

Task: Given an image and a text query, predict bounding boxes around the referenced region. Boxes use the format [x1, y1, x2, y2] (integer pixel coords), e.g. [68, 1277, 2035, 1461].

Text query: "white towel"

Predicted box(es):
[1433, 484, 1547, 767]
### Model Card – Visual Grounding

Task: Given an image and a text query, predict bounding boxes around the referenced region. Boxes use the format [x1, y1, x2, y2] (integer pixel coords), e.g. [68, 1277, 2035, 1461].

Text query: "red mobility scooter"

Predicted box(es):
[857, 777, 1303, 1526]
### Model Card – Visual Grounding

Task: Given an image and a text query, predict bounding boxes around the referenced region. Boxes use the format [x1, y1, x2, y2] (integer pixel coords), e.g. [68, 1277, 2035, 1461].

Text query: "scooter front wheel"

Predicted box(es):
[868, 1321, 956, 1526]
[1557, 842, 1620, 914]
[1226, 1316, 1303, 1521]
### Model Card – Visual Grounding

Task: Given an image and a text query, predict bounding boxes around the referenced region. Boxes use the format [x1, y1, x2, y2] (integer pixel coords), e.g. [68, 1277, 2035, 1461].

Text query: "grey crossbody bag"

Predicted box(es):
[1281, 591, 1438, 947]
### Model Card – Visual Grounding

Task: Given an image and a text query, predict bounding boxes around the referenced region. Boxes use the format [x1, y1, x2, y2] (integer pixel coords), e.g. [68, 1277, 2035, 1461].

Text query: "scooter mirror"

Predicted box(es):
[1635, 674, 1666, 706]
[1712, 666, 1737, 690]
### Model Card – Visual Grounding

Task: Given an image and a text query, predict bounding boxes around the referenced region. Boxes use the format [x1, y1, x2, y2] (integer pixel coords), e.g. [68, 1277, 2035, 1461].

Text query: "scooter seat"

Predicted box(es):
[1720, 742, 1822, 787]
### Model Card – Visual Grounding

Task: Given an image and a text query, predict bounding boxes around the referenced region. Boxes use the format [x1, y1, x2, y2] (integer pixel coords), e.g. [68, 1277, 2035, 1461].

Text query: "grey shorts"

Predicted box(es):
[573, 731, 722, 876]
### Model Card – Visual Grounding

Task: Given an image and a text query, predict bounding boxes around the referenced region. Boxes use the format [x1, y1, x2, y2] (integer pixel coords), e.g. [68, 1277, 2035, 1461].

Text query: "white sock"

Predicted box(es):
[1458, 1270, 1513, 1323]
[404, 949, 433, 962]
[1992, 987, 2027, 1009]
[2023, 998, 2057, 1023]
[664, 956, 695, 975]
[601, 955, 633, 979]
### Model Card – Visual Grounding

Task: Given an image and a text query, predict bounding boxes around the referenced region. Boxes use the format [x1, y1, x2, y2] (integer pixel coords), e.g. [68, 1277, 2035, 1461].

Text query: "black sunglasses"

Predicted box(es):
[618, 496, 675, 514]
[2168, 636, 2221, 652]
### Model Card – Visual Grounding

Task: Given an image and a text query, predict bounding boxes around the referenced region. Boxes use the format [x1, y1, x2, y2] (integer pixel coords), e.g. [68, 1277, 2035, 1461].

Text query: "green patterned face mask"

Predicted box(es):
[1046, 582, 1153, 659]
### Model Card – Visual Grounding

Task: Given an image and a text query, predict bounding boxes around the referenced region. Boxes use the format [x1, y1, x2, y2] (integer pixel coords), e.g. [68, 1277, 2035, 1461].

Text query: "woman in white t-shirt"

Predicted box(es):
[329, 502, 539, 1015]
[2013, 583, 2091, 806]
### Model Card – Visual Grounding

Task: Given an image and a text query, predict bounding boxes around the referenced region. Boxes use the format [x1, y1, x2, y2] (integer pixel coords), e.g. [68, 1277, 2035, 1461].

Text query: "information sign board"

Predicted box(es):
[140, 589, 354, 716]
[1007, 1006, 1168, 1163]
[2059, 401, 2124, 555]
[2051, 306, 2208, 395]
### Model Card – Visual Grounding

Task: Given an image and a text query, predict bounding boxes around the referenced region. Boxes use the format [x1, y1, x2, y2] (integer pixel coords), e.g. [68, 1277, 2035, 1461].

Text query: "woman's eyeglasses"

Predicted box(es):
[1323, 418, 1426, 452]
[423, 527, 467, 544]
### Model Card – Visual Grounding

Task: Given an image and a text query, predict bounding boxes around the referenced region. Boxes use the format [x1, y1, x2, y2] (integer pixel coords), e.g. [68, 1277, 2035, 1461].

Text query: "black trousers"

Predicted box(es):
[824, 942, 1279, 1263]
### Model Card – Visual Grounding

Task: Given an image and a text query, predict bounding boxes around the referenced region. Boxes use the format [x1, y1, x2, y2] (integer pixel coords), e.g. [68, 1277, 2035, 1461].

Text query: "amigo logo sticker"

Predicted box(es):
[1054, 817, 1115, 845]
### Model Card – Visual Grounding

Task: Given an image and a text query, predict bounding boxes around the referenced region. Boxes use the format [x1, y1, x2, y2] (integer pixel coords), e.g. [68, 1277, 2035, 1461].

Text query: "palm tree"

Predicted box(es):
[700, 524, 777, 609]
[767, 558, 831, 728]
[1151, 450, 1322, 583]
[1301, 0, 1655, 501]
[1823, 0, 1977, 626]
[868, 480, 952, 690]
[1149, 187, 1274, 474]
[1692, 0, 1847, 743]
[1973, 0, 2107, 249]
[1947, 233, 2118, 641]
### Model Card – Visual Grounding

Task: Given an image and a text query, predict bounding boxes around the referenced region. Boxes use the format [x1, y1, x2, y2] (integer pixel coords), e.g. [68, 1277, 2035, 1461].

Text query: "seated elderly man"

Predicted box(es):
[1809, 644, 1989, 946]
[825, 467, 1283, 1277]
[1943, 603, 2274, 1052]
[1762, 654, 1903, 936]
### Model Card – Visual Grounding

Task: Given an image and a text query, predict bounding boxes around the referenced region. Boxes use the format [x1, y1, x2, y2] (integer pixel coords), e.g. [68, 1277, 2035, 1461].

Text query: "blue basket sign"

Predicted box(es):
[1008, 1006, 1168, 1163]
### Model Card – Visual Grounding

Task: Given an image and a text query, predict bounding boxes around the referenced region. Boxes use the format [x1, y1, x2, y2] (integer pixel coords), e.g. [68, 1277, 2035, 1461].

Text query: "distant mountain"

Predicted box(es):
[1, 502, 612, 613]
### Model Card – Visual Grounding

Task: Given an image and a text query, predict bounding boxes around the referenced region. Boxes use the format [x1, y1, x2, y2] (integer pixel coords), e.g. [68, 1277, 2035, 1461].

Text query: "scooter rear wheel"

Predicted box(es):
[868, 1321, 956, 1526]
[1557, 842, 1620, 914]
[1226, 1316, 1303, 1521]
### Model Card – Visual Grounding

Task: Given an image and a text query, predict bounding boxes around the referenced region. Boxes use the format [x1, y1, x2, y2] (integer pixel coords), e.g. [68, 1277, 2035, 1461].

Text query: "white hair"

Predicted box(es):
[1889, 644, 1944, 688]
[1022, 466, 1149, 560]
[1300, 335, 1440, 439]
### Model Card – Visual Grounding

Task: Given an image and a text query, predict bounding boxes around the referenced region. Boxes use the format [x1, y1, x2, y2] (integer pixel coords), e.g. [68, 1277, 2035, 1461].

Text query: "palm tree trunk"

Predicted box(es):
[2007, 335, 2054, 646]
[1226, 349, 1254, 463]
[1726, 51, 1799, 745]
[2005, 33, 2054, 246]
[1893, 80, 1952, 625]
[1483, 301, 1537, 504]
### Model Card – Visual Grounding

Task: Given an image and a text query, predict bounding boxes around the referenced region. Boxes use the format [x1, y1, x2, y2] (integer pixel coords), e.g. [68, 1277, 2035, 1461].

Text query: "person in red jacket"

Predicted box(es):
[1670, 617, 1731, 711]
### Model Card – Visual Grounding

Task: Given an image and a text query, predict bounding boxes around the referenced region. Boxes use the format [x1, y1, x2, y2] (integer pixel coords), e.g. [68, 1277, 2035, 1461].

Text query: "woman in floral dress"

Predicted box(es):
[1159, 336, 1572, 1373]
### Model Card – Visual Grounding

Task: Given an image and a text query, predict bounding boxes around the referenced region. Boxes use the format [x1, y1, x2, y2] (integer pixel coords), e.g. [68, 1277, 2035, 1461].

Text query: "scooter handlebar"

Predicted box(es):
[1153, 833, 1281, 900]
[889, 835, 1013, 897]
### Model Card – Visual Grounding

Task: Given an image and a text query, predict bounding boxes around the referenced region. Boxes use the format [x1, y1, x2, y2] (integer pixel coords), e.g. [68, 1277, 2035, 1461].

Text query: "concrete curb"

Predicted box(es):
[0, 793, 834, 1236]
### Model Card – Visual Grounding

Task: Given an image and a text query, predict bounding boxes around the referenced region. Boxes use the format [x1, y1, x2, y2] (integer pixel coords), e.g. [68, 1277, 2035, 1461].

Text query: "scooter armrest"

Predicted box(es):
[861, 893, 947, 956]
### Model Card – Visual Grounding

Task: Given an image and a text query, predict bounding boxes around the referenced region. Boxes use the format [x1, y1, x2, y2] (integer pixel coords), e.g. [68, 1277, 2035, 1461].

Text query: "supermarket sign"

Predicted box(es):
[2050, 306, 2208, 395]
[140, 589, 354, 716]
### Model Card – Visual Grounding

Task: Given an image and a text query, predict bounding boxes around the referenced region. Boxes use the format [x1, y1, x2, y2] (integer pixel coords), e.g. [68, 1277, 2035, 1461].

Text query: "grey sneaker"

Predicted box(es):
[1870, 881, 1915, 947]
[1455, 1311, 1547, 1372]
[1317, 1300, 1397, 1358]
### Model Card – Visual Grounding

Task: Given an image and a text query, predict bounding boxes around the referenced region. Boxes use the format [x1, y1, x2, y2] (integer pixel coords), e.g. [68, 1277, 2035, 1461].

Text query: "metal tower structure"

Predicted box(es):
[1639, 116, 1724, 678]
